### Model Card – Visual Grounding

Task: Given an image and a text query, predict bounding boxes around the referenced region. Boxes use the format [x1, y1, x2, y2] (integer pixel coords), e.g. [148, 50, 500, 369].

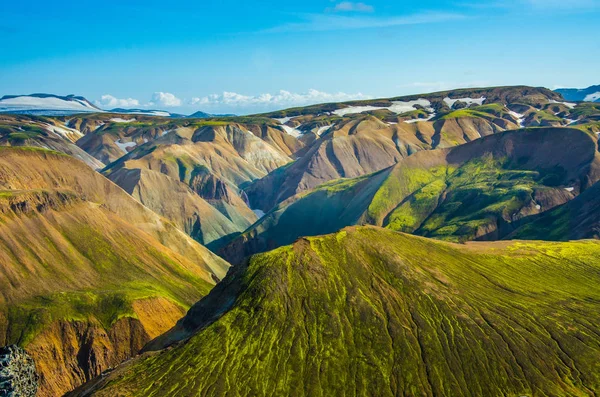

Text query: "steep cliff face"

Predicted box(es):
[27, 298, 185, 397]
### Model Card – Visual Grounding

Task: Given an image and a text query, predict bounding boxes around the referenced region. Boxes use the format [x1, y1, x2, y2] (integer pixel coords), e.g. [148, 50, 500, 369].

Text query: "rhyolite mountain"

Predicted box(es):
[220, 126, 600, 263]
[0, 147, 229, 397]
[1, 84, 600, 397]
[556, 85, 600, 103]
[99, 120, 300, 248]
[74, 227, 600, 397]
[245, 86, 590, 212]
[0, 114, 105, 169]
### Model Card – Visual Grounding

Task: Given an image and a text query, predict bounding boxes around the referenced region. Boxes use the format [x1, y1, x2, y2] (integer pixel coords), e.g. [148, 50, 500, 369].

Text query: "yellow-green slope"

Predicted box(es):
[85, 227, 600, 397]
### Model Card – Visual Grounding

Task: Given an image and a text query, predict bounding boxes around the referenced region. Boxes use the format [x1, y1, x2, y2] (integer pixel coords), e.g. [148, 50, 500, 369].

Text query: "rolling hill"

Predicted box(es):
[76, 226, 600, 397]
[0, 147, 230, 396]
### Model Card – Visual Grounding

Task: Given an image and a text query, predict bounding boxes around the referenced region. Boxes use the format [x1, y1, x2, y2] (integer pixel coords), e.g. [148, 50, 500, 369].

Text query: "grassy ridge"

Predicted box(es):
[91, 227, 600, 397]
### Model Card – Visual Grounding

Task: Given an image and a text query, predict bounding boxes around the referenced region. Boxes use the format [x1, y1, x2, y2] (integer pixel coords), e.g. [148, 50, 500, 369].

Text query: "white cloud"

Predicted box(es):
[149, 92, 182, 107]
[262, 11, 465, 33]
[96, 94, 140, 108]
[331, 2, 374, 12]
[190, 89, 370, 110]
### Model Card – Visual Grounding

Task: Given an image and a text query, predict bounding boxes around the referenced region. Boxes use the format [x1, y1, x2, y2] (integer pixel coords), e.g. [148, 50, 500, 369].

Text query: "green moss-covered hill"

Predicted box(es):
[81, 226, 600, 397]
[221, 127, 600, 263]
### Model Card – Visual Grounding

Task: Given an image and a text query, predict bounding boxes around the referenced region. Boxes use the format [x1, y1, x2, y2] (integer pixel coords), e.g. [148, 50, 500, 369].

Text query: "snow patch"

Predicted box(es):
[443, 96, 486, 108]
[316, 125, 332, 136]
[110, 118, 136, 123]
[333, 98, 433, 117]
[389, 99, 434, 114]
[252, 209, 266, 218]
[404, 113, 435, 124]
[549, 99, 576, 109]
[565, 187, 575, 192]
[274, 117, 294, 124]
[115, 139, 137, 154]
[333, 105, 383, 116]
[281, 125, 303, 137]
[584, 92, 600, 102]
[535, 205, 541, 210]
[508, 111, 525, 127]
[44, 124, 84, 140]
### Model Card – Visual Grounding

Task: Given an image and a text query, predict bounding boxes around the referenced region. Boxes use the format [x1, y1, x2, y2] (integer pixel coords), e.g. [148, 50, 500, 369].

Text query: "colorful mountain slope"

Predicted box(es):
[246, 87, 597, 212]
[0, 114, 104, 169]
[222, 127, 600, 263]
[0, 147, 229, 279]
[0, 147, 232, 396]
[78, 226, 600, 397]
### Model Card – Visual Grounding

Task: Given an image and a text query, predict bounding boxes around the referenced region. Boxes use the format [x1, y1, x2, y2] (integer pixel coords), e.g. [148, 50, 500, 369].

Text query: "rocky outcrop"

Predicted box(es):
[0, 345, 38, 397]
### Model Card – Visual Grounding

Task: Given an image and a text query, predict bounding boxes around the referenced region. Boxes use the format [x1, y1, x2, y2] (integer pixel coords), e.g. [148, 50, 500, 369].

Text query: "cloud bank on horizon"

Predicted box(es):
[96, 89, 371, 114]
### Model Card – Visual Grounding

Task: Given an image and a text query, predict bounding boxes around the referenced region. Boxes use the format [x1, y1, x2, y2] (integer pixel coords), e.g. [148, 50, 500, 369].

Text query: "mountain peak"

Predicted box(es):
[0, 93, 101, 115]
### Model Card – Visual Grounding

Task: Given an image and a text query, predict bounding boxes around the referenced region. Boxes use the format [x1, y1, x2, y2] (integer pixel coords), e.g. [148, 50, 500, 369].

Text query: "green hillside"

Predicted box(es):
[83, 227, 600, 397]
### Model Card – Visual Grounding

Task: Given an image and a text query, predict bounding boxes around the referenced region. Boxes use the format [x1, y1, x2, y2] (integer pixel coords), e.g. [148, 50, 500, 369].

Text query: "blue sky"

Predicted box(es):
[1, 0, 599, 114]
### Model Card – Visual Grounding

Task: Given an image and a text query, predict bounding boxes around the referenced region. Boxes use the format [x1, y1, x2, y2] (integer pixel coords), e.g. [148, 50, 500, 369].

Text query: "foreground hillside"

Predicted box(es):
[78, 227, 600, 397]
[0, 147, 229, 396]
[221, 127, 600, 263]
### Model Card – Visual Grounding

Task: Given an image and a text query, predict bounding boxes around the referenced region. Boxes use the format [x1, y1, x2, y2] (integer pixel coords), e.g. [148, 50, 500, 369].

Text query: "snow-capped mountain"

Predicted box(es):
[0, 94, 102, 115]
[555, 85, 600, 103]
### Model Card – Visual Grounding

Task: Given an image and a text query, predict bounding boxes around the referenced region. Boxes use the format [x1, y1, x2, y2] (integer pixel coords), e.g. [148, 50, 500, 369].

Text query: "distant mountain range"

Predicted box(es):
[555, 84, 600, 102]
[0, 93, 235, 118]
[0, 93, 100, 115]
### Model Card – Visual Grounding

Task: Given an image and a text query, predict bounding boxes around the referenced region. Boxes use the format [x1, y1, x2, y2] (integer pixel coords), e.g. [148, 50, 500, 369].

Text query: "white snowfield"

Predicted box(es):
[115, 139, 137, 154]
[0, 96, 99, 112]
[584, 92, 600, 102]
[333, 99, 434, 117]
[508, 111, 525, 127]
[252, 209, 266, 219]
[565, 187, 575, 192]
[43, 123, 84, 140]
[110, 118, 137, 123]
[549, 99, 576, 109]
[404, 113, 436, 124]
[443, 96, 486, 108]
[281, 124, 303, 137]
[274, 117, 294, 124]
[316, 125, 332, 136]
